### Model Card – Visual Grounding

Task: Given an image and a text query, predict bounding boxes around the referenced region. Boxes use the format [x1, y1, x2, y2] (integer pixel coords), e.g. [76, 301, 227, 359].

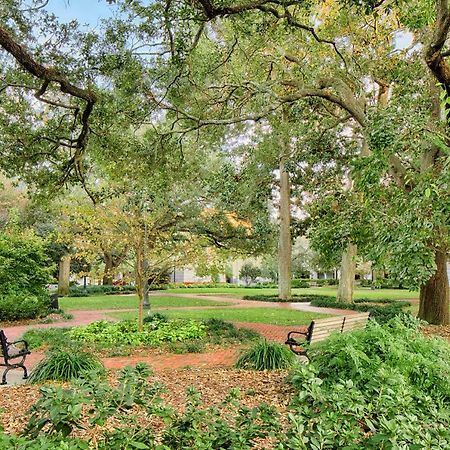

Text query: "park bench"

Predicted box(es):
[0, 330, 30, 385]
[285, 312, 370, 357]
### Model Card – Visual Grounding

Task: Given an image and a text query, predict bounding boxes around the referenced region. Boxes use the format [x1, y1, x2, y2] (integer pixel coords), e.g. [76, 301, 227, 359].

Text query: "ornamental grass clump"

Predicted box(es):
[28, 348, 104, 383]
[235, 340, 297, 370]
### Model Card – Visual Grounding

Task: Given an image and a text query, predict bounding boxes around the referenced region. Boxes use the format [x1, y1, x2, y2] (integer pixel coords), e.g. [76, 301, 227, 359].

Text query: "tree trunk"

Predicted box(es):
[337, 243, 357, 303]
[278, 155, 292, 300]
[418, 249, 449, 325]
[135, 237, 145, 332]
[102, 252, 114, 285]
[58, 254, 71, 296]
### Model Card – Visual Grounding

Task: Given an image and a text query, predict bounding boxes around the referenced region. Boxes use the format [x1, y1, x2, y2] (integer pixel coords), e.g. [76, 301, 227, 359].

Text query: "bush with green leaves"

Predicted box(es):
[309, 296, 411, 322]
[285, 317, 450, 448]
[28, 348, 105, 383]
[70, 318, 206, 346]
[236, 340, 298, 370]
[0, 232, 53, 321]
[243, 293, 319, 302]
[0, 293, 51, 322]
[203, 318, 260, 343]
[68, 284, 136, 297]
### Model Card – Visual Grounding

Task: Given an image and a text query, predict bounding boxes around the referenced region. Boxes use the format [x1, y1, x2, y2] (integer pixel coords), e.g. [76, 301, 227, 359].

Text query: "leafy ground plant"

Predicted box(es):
[70, 318, 206, 346]
[28, 348, 104, 383]
[235, 340, 298, 370]
[285, 317, 450, 448]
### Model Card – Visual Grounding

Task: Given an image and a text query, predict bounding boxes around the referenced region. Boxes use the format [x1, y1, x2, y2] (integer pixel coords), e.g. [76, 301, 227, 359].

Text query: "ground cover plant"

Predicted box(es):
[70, 318, 207, 346]
[112, 307, 333, 326]
[22, 318, 260, 355]
[284, 317, 450, 448]
[4, 318, 450, 449]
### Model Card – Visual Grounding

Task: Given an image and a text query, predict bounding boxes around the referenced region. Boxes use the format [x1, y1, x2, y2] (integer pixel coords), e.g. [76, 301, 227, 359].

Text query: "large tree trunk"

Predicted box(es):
[278, 155, 292, 300]
[337, 243, 357, 303]
[418, 249, 449, 325]
[58, 254, 71, 296]
[102, 252, 114, 285]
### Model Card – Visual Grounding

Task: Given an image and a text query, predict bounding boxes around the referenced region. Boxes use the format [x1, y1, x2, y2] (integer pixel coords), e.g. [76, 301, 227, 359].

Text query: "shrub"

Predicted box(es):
[243, 293, 328, 303]
[68, 284, 136, 297]
[235, 340, 297, 370]
[203, 318, 260, 342]
[291, 279, 310, 288]
[309, 296, 411, 323]
[143, 312, 168, 323]
[28, 348, 104, 383]
[0, 293, 51, 321]
[0, 233, 53, 321]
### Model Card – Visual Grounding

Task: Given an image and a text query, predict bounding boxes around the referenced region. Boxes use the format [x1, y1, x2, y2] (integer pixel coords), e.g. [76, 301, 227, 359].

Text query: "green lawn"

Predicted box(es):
[111, 307, 332, 326]
[165, 287, 419, 300]
[59, 295, 228, 311]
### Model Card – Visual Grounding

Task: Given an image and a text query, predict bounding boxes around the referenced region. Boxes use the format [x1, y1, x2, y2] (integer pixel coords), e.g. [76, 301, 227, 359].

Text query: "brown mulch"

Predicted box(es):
[421, 325, 450, 341]
[0, 313, 70, 329]
[0, 367, 293, 438]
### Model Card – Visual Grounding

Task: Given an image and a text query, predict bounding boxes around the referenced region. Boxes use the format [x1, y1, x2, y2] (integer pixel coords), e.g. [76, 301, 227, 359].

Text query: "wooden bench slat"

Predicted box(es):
[313, 319, 345, 327]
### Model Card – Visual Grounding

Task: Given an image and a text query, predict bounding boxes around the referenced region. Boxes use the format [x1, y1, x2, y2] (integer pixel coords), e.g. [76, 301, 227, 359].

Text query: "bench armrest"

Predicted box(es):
[286, 330, 308, 343]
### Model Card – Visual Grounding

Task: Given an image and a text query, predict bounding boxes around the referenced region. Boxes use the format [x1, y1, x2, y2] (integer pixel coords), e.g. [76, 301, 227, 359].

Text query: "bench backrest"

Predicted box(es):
[309, 312, 370, 344]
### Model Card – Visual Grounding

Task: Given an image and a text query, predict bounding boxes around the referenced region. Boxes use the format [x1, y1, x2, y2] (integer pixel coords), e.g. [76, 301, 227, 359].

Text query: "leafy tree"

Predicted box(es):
[239, 263, 262, 285]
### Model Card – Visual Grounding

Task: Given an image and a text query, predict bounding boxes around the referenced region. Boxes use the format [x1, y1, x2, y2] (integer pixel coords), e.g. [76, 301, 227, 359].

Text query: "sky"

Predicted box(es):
[45, 0, 114, 28]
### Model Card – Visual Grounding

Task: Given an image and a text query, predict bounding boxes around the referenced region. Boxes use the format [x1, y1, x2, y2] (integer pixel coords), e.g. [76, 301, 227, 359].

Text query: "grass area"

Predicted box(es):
[59, 295, 228, 311]
[165, 286, 419, 300]
[110, 307, 332, 326]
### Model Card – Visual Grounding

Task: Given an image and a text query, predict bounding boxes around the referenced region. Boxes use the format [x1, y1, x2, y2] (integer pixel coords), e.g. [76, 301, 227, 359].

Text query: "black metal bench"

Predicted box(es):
[285, 312, 370, 357]
[0, 330, 30, 385]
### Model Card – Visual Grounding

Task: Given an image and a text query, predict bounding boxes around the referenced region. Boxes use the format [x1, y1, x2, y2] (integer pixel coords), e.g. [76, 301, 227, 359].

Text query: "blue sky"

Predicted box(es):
[46, 0, 114, 27]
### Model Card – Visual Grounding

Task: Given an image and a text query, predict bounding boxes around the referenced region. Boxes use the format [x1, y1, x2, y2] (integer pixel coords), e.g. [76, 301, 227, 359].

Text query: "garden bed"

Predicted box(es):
[0, 367, 292, 437]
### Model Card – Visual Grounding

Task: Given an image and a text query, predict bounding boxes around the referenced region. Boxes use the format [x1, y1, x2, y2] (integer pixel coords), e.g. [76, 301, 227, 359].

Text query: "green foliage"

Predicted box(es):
[0, 294, 51, 322]
[0, 232, 53, 296]
[143, 312, 168, 323]
[309, 296, 411, 323]
[168, 282, 240, 289]
[239, 263, 262, 285]
[70, 319, 206, 346]
[22, 328, 72, 350]
[28, 349, 104, 383]
[285, 318, 450, 448]
[68, 284, 135, 297]
[235, 340, 298, 370]
[291, 279, 311, 288]
[0, 232, 53, 321]
[203, 318, 260, 343]
[243, 293, 312, 302]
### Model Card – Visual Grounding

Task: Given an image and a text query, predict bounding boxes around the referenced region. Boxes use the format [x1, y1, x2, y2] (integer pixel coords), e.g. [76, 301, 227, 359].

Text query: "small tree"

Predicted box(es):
[239, 263, 262, 286]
